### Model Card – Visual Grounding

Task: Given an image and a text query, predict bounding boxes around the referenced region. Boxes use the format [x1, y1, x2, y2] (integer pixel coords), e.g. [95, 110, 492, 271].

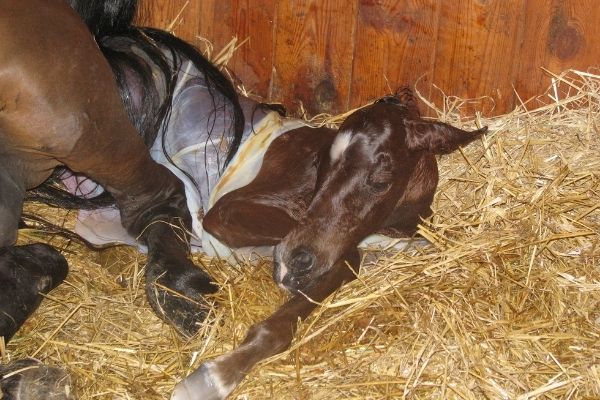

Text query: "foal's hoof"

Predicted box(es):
[145, 258, 218, 338]
[0, 358, 73, 400]
[171, 362, 232, 400]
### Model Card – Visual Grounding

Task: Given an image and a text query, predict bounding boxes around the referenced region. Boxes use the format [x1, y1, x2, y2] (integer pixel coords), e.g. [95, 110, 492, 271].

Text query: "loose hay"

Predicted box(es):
[5, 69, 599, 399]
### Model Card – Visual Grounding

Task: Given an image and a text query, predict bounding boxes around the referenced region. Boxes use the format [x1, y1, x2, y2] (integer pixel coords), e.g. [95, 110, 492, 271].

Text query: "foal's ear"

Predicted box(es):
[403, 119, 488, 154]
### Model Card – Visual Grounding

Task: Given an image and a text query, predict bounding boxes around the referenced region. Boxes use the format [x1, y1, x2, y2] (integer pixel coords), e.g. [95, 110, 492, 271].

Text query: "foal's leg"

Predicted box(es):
[172, 250, 360, 400]
[203, 197, 297, 247]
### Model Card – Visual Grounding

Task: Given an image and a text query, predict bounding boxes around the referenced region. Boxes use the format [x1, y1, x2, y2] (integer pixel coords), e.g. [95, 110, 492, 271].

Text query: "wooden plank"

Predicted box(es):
[136, 0, 600, 116]
[432, 0, 525, 115]
[211, 0, 277, 98]
[271, 0, 358, 115]
[515, 0, 600, 108]
[134, 0, 201, 43]
[350, 0, 440, 112]
[195, 0, 217, 48]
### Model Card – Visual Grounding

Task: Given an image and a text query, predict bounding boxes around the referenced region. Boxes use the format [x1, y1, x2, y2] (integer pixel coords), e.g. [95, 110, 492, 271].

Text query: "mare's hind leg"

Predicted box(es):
[0, 161, 25, 248]
[0, 164, 68, 341]
[0, 358, 73, 400]
[63, 134, 216, 337]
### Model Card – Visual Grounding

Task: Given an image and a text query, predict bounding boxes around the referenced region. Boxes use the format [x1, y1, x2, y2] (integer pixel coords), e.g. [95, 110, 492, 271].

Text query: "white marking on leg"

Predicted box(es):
[329, 131, 352, 162]
[171, 360, 235, 400]
[172, 326, 274, 400]
[202, 360, 237, 399]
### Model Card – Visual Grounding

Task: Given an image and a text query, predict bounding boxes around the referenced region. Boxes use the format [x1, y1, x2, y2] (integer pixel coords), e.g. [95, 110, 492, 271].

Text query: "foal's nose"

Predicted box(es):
[289, 247, 316, 275]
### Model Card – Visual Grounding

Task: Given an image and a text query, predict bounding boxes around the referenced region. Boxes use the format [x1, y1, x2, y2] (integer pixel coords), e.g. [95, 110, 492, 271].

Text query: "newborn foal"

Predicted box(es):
[173, 94, 487, 399]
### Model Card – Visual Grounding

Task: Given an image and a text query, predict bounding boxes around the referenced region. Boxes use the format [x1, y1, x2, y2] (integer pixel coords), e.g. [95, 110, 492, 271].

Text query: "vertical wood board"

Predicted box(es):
[432, 0, 525, 115]
[136, 0, 600, 116]
[271, 0, 358, 115]
[351, 0, 441, 110]
[516, 0, 600, 108]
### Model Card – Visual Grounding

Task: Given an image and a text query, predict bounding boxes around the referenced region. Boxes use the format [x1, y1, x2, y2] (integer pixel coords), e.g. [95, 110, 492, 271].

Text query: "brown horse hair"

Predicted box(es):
[26, 1, 245, 211]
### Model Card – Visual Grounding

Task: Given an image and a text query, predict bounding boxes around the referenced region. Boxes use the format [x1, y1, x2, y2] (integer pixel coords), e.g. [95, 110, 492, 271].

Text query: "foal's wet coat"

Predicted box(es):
[206, 93, 487, 293]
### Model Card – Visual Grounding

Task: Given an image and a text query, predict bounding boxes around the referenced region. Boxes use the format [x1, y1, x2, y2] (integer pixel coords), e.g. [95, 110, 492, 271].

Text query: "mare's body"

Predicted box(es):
[0, 1, 248, 396]
[0, 0, 218, 364]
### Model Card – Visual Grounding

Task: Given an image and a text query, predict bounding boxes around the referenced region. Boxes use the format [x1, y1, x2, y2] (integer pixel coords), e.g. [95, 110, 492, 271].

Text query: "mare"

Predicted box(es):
[0, 1, 241, 396]
[0, 0, 243, 341]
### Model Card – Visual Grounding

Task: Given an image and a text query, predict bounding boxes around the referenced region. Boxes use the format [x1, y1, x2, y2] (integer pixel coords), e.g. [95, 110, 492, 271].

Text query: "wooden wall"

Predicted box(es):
[136, 0, 600, 116]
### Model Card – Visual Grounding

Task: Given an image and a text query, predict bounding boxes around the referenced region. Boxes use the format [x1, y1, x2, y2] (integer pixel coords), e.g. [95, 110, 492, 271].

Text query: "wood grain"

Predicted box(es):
[135, 0, 600, 116]
[431, 0, 525, 115]
[271, 0, 358, 115]
[211, 0, 277, 96]
[515, 0, 600, 108]
[135, 0, 201, 42]
[351, 0, 440, 112]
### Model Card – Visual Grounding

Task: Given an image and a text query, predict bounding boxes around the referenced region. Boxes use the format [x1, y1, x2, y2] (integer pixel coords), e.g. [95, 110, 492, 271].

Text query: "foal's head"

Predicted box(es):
[274, 94, 487, 292]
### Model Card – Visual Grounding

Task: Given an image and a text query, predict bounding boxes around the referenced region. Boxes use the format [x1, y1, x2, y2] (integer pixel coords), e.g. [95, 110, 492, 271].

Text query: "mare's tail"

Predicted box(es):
[66, 0, 137, 37]
[27, 0, 244, 210]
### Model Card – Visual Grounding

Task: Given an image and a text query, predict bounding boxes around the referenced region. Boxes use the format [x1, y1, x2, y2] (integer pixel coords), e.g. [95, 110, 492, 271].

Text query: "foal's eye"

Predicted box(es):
[367, 172, 392, 192]
[367, 154, 393, 192]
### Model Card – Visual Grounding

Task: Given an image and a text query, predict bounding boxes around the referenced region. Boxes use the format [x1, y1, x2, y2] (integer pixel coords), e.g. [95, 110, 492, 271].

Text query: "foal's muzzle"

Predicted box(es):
[289, 247, 315, 276]
[273, 245, 318, 292]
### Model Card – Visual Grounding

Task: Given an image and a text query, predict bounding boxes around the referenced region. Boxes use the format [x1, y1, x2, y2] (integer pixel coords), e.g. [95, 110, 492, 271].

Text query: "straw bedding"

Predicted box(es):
[3, 69, 599, 399]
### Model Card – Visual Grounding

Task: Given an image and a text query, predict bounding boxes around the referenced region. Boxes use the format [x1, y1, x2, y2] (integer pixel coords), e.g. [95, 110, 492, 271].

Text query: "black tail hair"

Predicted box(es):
[67, 0, 137, 37]
[27, 0, 245, 210]
[138, 27, 245, 166]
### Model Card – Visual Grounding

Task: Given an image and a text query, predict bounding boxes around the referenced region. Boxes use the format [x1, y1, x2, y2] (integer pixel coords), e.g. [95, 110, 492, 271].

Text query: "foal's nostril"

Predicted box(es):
[289, 248, 315, 275]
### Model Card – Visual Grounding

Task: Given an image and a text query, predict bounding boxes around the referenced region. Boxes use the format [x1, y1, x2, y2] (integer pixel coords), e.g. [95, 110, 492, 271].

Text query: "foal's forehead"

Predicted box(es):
[330, 104, 404, 161]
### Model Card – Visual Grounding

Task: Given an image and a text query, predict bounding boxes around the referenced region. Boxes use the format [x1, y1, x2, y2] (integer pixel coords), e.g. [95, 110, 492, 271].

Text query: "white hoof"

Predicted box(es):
[171, 362, 234, 400]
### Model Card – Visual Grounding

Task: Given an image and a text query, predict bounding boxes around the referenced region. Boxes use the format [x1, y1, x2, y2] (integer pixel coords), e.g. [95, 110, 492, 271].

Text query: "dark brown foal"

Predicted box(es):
[173, 93, 486, 399]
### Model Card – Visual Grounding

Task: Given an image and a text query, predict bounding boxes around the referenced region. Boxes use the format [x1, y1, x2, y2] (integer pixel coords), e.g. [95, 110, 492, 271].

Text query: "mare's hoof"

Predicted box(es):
[0, 243, 68, 343]
[171, 362, 231, 400]
[0, 358, 73, 400]
[2, 243, 68, 291]
[145, 258, 218, 338]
